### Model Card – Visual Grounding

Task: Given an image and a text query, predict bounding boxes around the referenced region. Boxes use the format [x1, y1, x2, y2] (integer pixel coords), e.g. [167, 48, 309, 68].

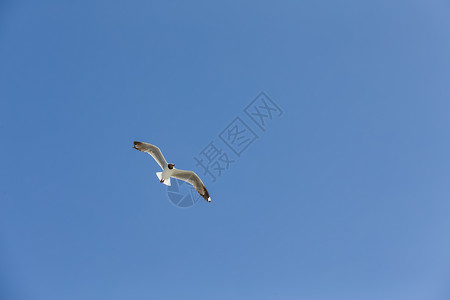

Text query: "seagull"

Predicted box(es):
[133, 141, 211, 203]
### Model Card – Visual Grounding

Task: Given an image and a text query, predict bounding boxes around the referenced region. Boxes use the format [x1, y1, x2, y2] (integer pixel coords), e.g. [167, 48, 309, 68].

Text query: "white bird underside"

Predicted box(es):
[133, 141, 211, 202]
[156, 172, 171, 186]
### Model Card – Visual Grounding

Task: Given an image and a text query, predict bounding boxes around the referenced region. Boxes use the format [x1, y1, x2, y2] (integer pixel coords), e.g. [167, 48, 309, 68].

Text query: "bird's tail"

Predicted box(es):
[156, 172, 171, 186]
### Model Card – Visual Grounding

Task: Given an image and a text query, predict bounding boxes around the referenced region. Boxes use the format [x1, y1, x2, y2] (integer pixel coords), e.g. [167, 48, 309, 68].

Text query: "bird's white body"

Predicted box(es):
[156, 166, 175, 186]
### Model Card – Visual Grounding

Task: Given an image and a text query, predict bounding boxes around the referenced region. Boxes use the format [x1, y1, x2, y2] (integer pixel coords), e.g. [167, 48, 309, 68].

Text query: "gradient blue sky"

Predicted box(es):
[1, 1, 450, 299]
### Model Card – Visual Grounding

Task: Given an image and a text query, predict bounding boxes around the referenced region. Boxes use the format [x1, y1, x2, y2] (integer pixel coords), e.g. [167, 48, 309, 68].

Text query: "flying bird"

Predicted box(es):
[133, 141, 211, 203]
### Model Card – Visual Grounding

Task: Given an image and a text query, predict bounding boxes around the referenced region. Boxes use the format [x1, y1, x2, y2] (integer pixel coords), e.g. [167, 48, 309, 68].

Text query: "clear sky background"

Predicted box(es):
[1, 1, 450, 299]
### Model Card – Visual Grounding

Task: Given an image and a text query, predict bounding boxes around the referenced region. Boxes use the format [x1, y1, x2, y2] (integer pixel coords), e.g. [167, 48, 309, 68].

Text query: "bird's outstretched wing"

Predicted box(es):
[133, 141, 168, 170]
[171, 169, 211, 202]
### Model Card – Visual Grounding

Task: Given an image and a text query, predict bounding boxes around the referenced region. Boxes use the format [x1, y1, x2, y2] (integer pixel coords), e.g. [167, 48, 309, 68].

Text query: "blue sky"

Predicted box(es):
[1, 1, 450, 299]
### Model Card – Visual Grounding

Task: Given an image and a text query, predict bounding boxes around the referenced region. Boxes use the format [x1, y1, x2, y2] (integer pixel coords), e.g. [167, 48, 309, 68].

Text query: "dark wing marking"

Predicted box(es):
[171, 169, 211, 202]
[133, 141, 168, 170]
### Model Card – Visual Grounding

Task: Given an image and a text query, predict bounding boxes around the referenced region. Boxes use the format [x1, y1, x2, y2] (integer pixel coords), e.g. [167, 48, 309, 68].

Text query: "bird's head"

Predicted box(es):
[168, 163, 175, 169]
